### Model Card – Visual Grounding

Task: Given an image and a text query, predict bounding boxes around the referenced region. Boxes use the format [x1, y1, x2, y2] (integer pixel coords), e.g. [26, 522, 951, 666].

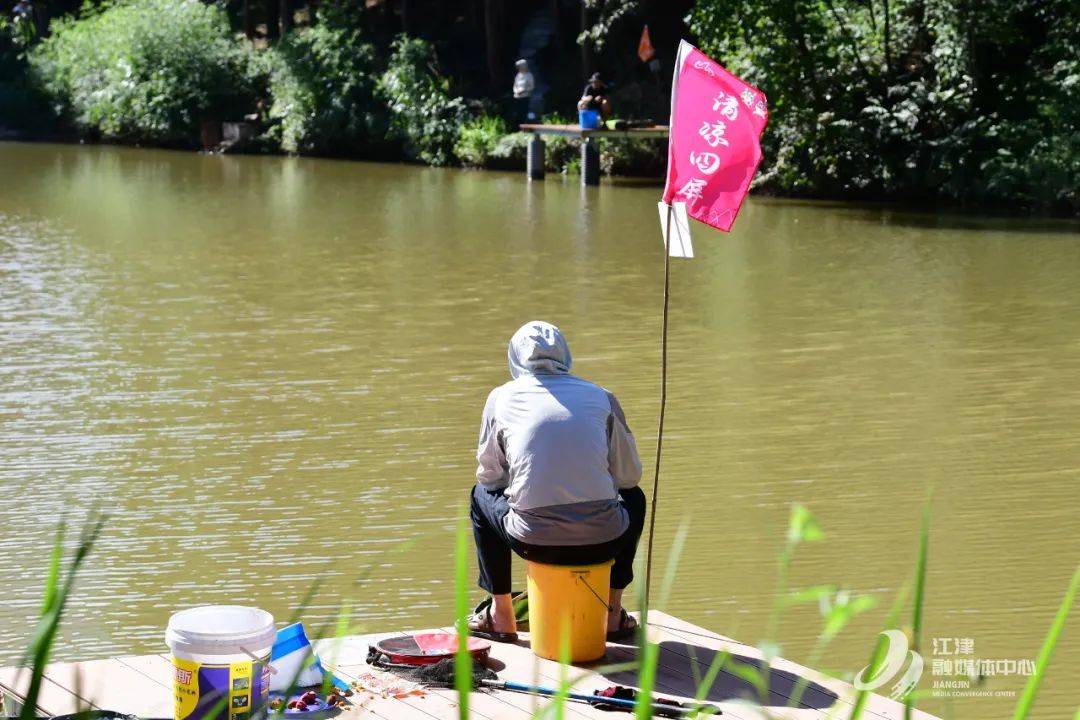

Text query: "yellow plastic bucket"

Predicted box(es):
[525, 560, 612, 663]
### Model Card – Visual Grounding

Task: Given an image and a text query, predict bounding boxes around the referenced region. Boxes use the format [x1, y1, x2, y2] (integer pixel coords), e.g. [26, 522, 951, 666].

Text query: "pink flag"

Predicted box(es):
[661, 40, 768, 233]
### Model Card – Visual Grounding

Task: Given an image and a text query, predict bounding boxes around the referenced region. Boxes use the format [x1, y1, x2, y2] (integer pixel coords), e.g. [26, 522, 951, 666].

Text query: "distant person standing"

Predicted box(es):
[578, 73, 612, 119]
[513, 59, 536, 123]
[10, 0, 35, 43]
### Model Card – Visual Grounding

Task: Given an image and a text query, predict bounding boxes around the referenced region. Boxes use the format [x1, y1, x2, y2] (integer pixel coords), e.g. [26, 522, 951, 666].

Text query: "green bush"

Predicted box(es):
[599, 137, 665, 177]
[378, 35, 468, 166]
[479, 123, 663, 176]
[488, 132, 529, 169]
[265, 6, 385, 156]
[454, 115, 508, 168]
[543, 114, 583, 175]
[29, 0, 256, 145]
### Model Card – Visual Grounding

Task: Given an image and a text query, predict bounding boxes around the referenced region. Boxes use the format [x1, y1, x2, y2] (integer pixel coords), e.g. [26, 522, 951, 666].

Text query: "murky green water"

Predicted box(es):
[1, 142, 1077, 717]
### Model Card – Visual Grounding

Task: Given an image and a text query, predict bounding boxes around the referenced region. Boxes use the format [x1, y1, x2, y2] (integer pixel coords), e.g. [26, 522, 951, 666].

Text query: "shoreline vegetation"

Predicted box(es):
[1, 0, 1077, 217]
[14, 505, 1079, 719]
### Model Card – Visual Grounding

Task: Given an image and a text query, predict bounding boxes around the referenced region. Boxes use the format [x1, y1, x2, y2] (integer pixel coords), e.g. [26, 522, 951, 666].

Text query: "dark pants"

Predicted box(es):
[514, 96, 532, 123]
[470, 484, 647, 595]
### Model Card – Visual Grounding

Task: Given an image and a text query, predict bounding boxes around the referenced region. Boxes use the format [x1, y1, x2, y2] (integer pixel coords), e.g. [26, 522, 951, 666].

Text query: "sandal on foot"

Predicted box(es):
[606, 608, 638, 643]
[472, 591, 529, 631]
[467, 605, 518, 643]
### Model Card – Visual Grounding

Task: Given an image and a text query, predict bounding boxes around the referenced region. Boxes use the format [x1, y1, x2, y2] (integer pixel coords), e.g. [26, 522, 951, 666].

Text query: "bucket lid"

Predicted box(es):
[166, 605, 276, 655]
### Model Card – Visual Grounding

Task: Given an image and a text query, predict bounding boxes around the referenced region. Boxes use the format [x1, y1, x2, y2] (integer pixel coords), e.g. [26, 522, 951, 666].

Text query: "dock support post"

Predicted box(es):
[581, 138, 600, 186]
[528, 135, 545, 180]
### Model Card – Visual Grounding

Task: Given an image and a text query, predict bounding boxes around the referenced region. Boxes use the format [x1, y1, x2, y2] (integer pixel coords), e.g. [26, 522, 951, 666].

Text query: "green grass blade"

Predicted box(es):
[657, 520, 689, 610]
[690, 647, 729, 716]
[788, 591, 877, 709]
[905, 493, 931, 720]
[42, 521, 65, 615]
[1011, 565, 1080, 720]
[725, 659, 766, 703]
[321, 600, 352, 696]
[16, 522, 66, 674]
[762, 504, 825, 705]
[19, 513, 105, 720]
[453, 507, 471, 720]
[848, 583, 911, 720]
[634, 638, 660, 720]
[286, 579, 325, 626]
[552, 621, 571, 720]
[636, 517, 689, 719]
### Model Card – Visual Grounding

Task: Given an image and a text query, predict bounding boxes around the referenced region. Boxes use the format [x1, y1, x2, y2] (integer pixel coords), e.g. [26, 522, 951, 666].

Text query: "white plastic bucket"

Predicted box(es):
[166, 606, 276, 720]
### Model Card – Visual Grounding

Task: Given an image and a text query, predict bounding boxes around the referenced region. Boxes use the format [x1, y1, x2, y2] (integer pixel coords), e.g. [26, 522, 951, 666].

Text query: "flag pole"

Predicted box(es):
[640, 38, 766, 617]
[643, 39, 684, 612]
[643, 202, 673, 608]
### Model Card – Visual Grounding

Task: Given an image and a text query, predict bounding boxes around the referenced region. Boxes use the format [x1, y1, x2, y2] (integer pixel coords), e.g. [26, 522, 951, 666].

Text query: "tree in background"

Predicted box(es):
[688, 0, 1079, 213]
[379, 35, 468, 165]
[265, 4, 386, 156]
[28, 0, 258, 145]
[4, 0, 1076, 212]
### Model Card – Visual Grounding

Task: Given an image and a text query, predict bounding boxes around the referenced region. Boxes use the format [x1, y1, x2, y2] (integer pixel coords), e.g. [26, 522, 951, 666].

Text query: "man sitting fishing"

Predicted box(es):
[468, 320, 645, 643]
[577, 72, 613, 119]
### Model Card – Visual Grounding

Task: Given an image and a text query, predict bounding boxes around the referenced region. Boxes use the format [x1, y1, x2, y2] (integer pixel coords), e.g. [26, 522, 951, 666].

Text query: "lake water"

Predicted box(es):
[1, 142, 1077, 717]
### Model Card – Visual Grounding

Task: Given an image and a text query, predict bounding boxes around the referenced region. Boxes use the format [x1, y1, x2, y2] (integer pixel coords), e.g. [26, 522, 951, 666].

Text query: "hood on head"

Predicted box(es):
[508, 321, 572, 379]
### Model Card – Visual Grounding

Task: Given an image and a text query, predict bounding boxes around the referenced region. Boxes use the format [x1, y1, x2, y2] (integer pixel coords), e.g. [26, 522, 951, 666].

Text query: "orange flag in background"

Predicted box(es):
[638, 25, 656, 63]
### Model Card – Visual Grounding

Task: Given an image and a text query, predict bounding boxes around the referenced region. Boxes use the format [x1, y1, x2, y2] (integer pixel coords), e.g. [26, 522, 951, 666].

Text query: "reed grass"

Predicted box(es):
[754, 504, 823, 707]
[549, 624, 572, 720]
[453, 508, 472, 720]
[904, 493, 932, 720]
[689, 647, 728, 717]
[17, 512, 105, 720]
[1011, 565, 1080, 720]
[632, 520, 690, 719]
[848, 583, 911, 719]
[787, 589, 877, 709]
[14, 498, 1078, 720]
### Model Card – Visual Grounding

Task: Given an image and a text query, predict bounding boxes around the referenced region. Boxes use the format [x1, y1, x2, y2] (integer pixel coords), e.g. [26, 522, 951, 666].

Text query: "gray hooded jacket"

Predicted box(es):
[476, 321, 642, 546]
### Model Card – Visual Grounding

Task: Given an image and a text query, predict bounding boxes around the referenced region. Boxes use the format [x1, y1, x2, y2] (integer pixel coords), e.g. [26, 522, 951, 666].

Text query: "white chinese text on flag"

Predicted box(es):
[661, 40, 768, 233]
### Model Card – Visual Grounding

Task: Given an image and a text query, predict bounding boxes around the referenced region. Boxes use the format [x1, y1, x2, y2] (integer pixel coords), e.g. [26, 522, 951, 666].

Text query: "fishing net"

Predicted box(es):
[365, 646, 497, 689]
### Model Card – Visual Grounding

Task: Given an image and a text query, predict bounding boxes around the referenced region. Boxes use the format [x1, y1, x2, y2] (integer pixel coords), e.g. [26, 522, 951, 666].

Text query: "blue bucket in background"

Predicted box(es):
[578, 109, 600, 129]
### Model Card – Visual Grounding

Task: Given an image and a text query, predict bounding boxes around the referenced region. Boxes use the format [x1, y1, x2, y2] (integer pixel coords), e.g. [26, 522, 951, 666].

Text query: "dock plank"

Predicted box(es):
[315, 634, 448, 720]
[519, 124, 669, 139]
[41, 658, 173, 718]
[0, 664, 91, 716]
[631, 613, 842, 706]
[435, 624, 765, 720]
[645, 611, 869, 716]
[428, 625, 605, 720]
[647, 610, 938, 720]
[115, 654, 174, 689]
[459, 624, 771, 720]
[0, 612, 942, 720]
[322, 632, 502, 720]
[605, 631, 840, 718]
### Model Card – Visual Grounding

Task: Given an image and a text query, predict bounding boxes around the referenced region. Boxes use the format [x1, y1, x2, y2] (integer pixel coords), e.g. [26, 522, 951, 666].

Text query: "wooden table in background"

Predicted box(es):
[518, 124, 669, 186]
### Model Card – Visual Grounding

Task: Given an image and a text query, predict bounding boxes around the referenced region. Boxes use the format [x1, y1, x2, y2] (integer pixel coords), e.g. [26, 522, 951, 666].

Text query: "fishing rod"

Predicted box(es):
[643, 201, 674, 607]
[481, 678, 721, 717]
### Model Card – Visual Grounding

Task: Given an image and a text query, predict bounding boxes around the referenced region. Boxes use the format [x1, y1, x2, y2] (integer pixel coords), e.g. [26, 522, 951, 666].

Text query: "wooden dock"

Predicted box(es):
[518, 123, 669, 186]
[0, 611, 940, 720]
